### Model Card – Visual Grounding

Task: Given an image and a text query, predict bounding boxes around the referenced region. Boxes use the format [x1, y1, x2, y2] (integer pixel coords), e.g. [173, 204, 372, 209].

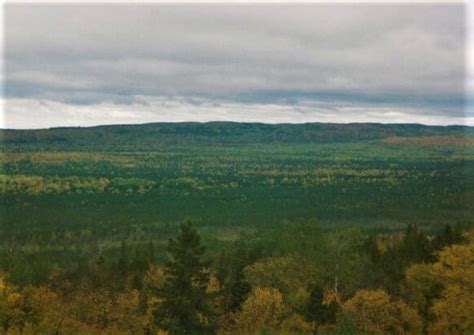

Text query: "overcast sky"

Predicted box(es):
[2, 3, 471, 128]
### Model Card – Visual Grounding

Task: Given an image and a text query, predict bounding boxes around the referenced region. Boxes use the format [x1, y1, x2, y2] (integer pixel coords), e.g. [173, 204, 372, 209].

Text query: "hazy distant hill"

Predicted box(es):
[1, 122, 472, 151]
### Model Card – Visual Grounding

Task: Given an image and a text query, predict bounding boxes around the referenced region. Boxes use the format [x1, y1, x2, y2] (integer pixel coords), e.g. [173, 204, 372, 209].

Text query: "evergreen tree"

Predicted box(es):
[433, 224, 465, 250]
[400, 224, 432, 264]
[154, 221, 214, 334]
[226, 240, 251, 312]
[228, 269, 251, 312]
[306, 286, 338, 324]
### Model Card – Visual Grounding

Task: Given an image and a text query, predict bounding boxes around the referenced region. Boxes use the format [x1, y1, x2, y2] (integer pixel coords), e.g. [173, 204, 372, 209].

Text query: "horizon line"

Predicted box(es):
[1, 120, 473, 131]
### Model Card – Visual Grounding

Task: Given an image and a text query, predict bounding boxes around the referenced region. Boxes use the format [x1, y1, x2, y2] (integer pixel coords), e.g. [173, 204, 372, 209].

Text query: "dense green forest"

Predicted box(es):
[0, 122, 473, 334]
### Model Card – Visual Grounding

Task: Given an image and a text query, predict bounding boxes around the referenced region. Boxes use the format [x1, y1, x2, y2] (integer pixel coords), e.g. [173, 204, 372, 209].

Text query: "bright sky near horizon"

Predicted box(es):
[2, 2, 472, 128]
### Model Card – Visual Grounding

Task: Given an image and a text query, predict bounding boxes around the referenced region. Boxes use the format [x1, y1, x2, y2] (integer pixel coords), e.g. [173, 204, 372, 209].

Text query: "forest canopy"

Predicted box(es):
[0, 122, 473, 334]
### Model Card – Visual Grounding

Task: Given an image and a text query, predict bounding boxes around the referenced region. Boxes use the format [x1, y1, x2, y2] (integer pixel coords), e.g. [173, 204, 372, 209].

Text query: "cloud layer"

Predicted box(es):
[2, 4, 469, 128]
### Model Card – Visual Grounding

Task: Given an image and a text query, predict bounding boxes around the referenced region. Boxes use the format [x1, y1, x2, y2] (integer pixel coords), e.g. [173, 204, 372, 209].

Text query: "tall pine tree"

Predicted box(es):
[154, 221, 214, 334]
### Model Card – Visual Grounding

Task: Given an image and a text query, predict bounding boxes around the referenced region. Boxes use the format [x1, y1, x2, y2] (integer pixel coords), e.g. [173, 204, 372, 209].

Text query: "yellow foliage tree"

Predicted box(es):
[143, 265, 167, 333]
[144, 265, 167, 290]
[402, 262, 443, 332]
[0, 274, 25, 332]
[232, 287, 285, 334]
[428, 236, 474, 335]
[0, 275, 92, 334]
[244, 256, 318, 310]
[109, 289, 144, 334]
[20, 285, 92, 334]
[343, 289, 422, 335]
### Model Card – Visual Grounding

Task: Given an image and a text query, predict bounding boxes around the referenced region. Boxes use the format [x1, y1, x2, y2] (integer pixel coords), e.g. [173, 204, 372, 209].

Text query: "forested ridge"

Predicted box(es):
[1, 122, 472, 150]
[0, 122, 473, 334]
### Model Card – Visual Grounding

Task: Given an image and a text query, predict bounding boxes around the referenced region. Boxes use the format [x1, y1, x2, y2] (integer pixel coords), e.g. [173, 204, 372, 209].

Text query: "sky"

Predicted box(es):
[2, 3, 471, 128]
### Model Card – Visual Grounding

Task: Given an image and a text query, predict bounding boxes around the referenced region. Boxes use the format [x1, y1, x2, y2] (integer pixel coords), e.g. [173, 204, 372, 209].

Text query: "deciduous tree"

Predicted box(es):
[343, 289, 421, 335]
[232, 287, 284, 334]
[429, 235, 474, 335]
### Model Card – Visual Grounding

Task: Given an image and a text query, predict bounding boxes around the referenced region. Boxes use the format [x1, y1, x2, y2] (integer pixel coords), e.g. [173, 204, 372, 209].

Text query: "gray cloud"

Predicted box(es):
[2, 3, 468, 128]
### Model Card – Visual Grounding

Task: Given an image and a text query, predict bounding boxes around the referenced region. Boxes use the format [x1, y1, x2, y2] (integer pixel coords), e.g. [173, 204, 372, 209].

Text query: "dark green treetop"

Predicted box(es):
[155, 221, 215, 334]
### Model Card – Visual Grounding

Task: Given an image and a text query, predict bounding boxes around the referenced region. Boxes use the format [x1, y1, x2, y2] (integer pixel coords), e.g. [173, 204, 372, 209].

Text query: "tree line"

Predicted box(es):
[0, 220, 472, 334]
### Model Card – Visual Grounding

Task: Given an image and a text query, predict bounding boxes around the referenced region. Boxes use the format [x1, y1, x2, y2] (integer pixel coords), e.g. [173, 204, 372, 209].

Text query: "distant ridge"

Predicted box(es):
[2, 121, 473, 132]
[1, 122, 472, 151]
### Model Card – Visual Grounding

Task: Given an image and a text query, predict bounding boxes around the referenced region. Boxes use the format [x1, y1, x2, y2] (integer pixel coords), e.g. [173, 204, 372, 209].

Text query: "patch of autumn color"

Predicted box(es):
[403, 263, 442, 323]
[206, 272, 220, 293]
[428, 233, 474, 335]
[243, 256, 318, 310]
[110, 289, 144, 334]
[144, 265, 166, 289]
[0, 152, 138, 165]
[343, 289, 422, 335]
[143, 265, 167, 332]
[232, 287, 285, 334]
[323, 291, 342, 305]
